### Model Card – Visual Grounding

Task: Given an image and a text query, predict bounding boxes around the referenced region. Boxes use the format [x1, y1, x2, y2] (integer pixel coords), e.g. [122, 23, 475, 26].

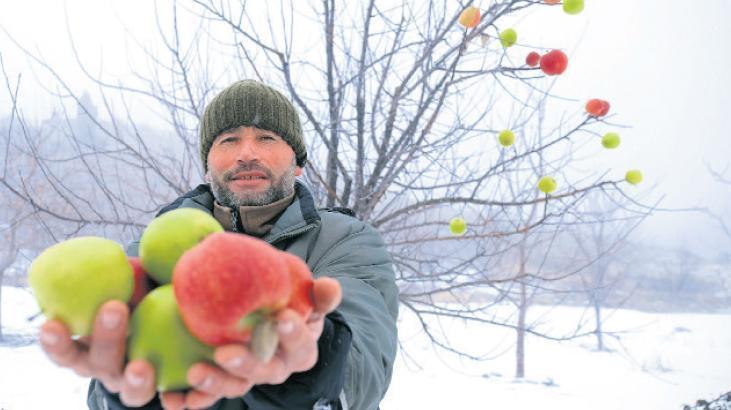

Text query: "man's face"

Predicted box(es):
[206, 126, 302, 207]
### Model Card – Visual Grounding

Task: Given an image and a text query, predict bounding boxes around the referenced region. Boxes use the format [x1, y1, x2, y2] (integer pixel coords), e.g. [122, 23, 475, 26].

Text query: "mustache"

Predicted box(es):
[223, 162, 273, 181]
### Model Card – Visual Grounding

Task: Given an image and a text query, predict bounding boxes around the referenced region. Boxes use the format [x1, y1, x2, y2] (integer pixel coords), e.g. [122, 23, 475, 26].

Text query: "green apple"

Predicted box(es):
[499, 28, 517, 48]
[139, 208, 223, 284]
[29, 237, 133, 336]
[538, 176, 557, 194]
[563, 0, 584, 15]
[449, 217, 467, 236]
[601, 132, 621, 149]
[498, 130, 515, 147]
[127, 285, 214, 392]
[625, 169, 643, 185]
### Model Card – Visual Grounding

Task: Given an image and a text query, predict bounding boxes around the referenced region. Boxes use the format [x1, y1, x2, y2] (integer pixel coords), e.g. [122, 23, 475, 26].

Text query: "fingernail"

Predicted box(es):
[278, 320, 294, 334]
[226, 356, 244, 369]
[199, 376, 213, 390]
[126, 372, 144, 387]
[102, 311, 121, 330]
[40, 331, 58, 346]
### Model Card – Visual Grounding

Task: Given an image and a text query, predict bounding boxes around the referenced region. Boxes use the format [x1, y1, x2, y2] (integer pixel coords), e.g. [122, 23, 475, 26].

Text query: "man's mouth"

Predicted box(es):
[229, 172, 268, 181]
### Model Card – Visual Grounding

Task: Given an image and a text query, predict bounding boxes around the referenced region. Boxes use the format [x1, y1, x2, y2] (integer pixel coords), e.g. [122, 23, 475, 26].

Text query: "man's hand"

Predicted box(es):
[160, 277, 343, 410]
[39, 300, 158, 407]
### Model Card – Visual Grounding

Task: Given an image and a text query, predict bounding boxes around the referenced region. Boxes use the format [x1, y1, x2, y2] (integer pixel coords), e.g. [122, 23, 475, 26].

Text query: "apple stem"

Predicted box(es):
[251, 318, 279, 362]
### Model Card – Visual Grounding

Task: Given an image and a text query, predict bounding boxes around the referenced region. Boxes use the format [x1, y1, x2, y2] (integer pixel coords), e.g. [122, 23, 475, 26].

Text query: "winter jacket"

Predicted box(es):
[87, 181, 399, 410]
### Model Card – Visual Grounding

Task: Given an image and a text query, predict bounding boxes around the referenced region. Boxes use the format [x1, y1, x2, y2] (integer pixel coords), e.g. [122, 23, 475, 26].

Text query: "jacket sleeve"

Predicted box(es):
[310, 218, 400, 410]
[87, 379, 163, 410]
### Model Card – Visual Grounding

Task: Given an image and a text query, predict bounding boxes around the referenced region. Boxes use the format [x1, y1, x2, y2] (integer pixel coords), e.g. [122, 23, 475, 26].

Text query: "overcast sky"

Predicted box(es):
[1, 0, 730, 258]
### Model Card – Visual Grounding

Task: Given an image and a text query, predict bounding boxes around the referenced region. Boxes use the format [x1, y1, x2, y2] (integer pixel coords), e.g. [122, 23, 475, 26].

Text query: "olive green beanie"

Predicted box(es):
[199, 80, 306, 170]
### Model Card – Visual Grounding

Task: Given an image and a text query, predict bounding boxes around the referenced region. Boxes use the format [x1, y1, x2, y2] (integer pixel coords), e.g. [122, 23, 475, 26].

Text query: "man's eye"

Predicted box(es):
[260, 135, 275, 141]
[220, 137, 236, 144]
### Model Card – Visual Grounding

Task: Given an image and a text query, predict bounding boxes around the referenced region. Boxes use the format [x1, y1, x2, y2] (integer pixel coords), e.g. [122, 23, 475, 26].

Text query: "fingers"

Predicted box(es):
[119, 360, 157, 408]
[185, 390, 220, 410]
[89, 300, 129, 382]
[276, 310, 318, 372]
[311, 277, 342, 318]
[187, 362, 252, 400]
[39, 320, 90, 376]
[160, 391, 186, 410]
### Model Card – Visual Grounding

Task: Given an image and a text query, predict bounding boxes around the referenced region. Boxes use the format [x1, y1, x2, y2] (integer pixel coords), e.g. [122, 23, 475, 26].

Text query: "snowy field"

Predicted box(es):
[1, 286, 729, 409]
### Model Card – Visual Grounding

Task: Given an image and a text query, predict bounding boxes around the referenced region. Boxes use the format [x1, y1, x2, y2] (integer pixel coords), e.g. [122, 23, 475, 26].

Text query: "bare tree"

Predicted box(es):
[0, 0, 652, 357]
[569, 192, 651, 351]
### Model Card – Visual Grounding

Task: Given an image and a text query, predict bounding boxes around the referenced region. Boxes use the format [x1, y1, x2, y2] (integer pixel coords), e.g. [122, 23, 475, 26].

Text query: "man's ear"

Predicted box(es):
[295, 166, 303, 177]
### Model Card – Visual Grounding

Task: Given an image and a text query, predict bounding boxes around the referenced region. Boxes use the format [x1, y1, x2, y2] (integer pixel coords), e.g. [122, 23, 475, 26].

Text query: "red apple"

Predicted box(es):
[545, 0, 561, 4]
[540, 50, 568, 76]
[172, 232, 292, 346]
[127, 257, 150, 309]
[526, 51, 541, 67]
[281, 253, 314, 318]
[586, 98, 610, 117]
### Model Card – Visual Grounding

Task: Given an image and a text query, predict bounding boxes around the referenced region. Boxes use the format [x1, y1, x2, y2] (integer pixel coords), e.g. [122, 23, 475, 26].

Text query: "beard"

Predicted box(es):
[209, 160, 297, 207]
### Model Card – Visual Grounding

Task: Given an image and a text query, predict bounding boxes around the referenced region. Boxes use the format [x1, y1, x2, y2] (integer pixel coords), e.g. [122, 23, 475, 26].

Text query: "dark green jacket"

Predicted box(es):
[88, 181, 399, 410]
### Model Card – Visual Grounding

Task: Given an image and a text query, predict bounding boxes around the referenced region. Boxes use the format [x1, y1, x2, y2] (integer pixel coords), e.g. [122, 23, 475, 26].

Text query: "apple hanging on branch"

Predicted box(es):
[459, 6, 480, 29]
[563, 0, 585, 15]
[601, 132, 621, 149]
[540, 50, 568, 76]
[498, 129, 516, 147]
[586, 98, 611, 117]
[499, 28, 518, 48]
[449, 217, 468, 236]
[538, 176, 558, 194]
[625, 170, 643, 185]
[526, 51, 541, 67]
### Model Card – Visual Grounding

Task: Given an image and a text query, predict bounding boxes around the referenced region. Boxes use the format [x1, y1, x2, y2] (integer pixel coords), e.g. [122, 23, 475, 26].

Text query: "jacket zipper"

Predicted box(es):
[266, 223, 317, 246]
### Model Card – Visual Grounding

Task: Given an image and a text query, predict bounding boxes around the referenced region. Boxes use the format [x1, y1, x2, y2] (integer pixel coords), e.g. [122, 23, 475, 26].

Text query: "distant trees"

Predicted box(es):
[0, 1, 653, 362]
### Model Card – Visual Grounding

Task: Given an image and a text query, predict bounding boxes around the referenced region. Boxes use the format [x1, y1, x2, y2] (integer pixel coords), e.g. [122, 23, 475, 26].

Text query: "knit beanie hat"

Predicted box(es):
[199, 80, 306, 170]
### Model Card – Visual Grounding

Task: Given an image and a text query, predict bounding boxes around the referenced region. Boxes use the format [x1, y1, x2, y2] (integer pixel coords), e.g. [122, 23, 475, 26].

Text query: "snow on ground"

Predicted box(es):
[1, 286, 729, 409]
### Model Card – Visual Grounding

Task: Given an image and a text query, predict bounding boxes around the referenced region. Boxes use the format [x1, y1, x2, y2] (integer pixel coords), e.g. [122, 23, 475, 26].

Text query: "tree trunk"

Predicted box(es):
[593, 296, 604, 351]
[0, 271, 4, 340]
[516, 281, 527, 378]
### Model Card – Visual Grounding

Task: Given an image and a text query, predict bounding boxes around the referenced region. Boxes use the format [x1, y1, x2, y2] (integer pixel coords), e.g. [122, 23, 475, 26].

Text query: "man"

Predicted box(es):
[39, 80, 399, 410]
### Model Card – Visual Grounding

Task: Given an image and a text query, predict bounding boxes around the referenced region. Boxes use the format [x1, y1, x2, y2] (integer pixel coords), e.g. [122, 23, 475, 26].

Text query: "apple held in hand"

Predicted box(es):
[173, 232, 294, 360]
[586, 99, 610, 117]
[139, 208, 223, 284]
[29, 237, 133, 336]
[281, 252, 315, 319]
[459, 6, 480, 28]
[540, 50, 568, 76]
[127, 257, 150, 309]
[127, 285, 215, 392]
[538, 176, 557, 194]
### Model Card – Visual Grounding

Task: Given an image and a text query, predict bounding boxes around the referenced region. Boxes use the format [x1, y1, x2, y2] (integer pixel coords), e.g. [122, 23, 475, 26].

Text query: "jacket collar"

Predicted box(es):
[177, 180, 321, 244]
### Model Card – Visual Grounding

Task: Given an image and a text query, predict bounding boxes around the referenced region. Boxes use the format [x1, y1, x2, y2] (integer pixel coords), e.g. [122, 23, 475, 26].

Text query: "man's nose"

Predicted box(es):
[234, 138, 260, 162]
